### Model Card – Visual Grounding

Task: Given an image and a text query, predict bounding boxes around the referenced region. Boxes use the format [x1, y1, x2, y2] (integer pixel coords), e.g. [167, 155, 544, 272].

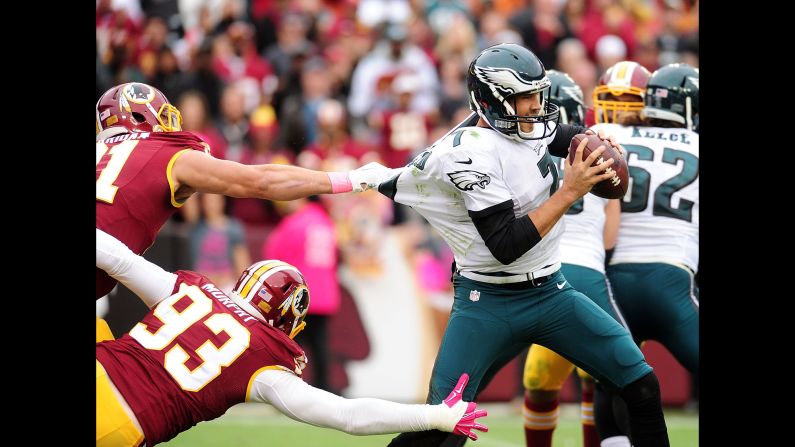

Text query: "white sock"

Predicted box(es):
[601, 435, 631, 447]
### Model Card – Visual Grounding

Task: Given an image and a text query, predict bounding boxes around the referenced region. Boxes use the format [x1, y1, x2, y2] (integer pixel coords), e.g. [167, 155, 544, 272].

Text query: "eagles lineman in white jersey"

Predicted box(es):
[598, 63, 700, 376]
[381, 44, 670, 447]
[520, 69, 629, 447]
[588, 63, 698, 447]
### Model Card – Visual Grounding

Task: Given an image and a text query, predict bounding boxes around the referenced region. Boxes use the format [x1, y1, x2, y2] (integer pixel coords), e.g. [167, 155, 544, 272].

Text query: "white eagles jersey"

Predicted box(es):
[592, 123, 699, 271]
[387, 126, 563, 274]
[553, 154, 610, 273]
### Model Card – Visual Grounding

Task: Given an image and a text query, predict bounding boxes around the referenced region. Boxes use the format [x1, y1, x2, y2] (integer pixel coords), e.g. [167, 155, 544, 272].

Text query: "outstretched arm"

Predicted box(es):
[173, 151, 397, 201]
[96, 228, 177, 308]
[249, 370, 487, 439]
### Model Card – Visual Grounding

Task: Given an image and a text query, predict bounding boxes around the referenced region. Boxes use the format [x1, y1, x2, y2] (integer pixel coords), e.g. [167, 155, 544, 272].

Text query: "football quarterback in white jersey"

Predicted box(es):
[382, 44, 670, 447]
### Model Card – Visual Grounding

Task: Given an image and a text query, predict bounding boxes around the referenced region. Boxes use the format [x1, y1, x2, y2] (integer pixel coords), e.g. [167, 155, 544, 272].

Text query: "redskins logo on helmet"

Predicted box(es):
[231, 260, 310, 339]
[592, 61, 651, 125]
[122, 83, 156, 104]
[96, 82, 182, 141]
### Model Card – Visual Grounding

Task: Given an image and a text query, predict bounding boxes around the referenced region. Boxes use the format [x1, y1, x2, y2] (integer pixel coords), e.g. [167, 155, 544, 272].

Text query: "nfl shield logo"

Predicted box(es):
[469, 290, 481, 302]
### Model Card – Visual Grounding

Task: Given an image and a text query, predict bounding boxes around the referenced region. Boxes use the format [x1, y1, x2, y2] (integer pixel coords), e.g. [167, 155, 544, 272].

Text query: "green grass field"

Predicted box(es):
[162, 402, 697, 447]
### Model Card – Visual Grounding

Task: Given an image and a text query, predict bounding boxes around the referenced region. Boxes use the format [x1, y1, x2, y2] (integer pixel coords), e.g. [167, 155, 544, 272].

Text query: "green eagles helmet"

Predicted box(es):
[546, 70, 585, 126]
[467, 43, 560, 141]
[643, 63, 699, 131]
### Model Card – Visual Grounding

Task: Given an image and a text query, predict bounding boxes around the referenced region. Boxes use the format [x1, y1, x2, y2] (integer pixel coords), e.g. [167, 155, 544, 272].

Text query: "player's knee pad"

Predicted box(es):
[96, 317, 115, 342]
[618, 371, 660, 404]
[523, 344, 576, 391]
[616, 372, 668, 445]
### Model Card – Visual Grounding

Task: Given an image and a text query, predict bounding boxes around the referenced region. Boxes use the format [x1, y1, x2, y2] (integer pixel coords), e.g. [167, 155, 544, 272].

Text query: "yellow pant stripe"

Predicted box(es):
[96, 317, 115, 342]
[97, 360, 144, 447]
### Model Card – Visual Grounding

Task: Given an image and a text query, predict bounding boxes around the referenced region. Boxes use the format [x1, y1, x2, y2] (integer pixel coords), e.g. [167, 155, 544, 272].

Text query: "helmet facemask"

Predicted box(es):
[594, 91, 645, 126]
[155, 102, 183, 132]
[502, 88, 560, 140]
[593, 88, 645, 124]
[276, 285, 309, 339]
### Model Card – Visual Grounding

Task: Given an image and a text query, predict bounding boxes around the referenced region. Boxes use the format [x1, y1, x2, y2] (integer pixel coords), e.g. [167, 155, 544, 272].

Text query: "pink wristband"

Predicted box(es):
[327, 172, 352, 194]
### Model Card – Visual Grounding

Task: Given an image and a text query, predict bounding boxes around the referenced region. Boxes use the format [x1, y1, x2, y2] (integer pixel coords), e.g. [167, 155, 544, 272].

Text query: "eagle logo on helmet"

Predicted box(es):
[561, 85, 585, 105]
[474, 66, 550, 106]
[447, 170, 491, 191]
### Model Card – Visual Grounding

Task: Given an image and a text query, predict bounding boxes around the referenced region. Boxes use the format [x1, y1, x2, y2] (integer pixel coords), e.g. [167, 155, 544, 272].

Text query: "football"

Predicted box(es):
[567, 134, 629, 199]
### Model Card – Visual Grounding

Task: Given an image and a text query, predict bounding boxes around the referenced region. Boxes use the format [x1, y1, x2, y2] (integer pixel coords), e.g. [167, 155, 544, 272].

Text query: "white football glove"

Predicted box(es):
[347, 162, 404, 193]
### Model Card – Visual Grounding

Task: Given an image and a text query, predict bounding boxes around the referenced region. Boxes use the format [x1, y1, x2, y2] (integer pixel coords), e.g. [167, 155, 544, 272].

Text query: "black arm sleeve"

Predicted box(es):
[548, 123, 588, 157]
[468, 200, 542, 265]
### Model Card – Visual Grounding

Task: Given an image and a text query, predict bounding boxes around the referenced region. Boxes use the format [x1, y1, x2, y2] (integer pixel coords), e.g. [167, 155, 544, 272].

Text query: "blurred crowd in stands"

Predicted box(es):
[97, 0, 698, 395]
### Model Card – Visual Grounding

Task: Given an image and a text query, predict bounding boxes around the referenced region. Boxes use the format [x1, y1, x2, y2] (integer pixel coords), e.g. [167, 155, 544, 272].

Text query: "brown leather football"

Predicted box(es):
[568, 134, 629, 199]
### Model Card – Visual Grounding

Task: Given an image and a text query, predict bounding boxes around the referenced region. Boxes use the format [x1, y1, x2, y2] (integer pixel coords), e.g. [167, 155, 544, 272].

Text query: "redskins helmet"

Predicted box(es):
[231, 260, 310, 339]
[592, 61, 651, 124]
[467, 43, 559, 141]
[96, 82, 182, 141]
[643, 63, 699, 131]
[546, 70, 585, 126]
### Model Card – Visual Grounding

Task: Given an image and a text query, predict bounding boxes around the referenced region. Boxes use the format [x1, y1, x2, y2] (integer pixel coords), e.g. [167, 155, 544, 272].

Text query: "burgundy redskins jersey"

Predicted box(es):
[380, 109, 432, 168]
[96, 131, 207, 298]
[96, 271, 307, 445]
